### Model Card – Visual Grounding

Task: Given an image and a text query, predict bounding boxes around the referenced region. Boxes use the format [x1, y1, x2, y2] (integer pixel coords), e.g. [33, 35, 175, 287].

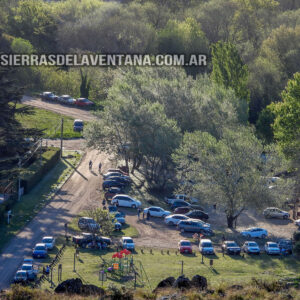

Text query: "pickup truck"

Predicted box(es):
[165, 194, 199, 205]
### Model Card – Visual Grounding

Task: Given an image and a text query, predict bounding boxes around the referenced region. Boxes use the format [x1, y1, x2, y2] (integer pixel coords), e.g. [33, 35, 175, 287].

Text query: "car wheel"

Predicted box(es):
[180, 228, 185, 233]
[131, 204, 136, 209]
[162, 214, 166, 218]
[261, 234, 266, 239]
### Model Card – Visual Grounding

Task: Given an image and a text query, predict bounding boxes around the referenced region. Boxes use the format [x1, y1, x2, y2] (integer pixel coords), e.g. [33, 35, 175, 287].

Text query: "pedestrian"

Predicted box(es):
[147, 210, 150, 220]
[102, 198, 106, 206]
[64, 222, 68, 237]
[89, 160, 93, 170]
[222, 234, 225, 242]
[213, 203, 217, 211]
[142, 211, 145, 220]
[45, 265, 50, 276]
[98, 162, 102, 173]
[137, 208, 141, 219]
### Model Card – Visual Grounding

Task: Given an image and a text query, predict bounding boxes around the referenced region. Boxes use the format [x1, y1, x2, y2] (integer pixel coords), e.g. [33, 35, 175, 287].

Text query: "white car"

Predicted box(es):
[242, 241, 260, 254]
[143, 207, 171, 218]
[164, 214, 189, 225]
[42, 236, 55, 250]
[199, 239, 214, 255]
[264, 242, 280, 255]
[165, 194, 199, 205]
[241, 227, 268, 239]
[121, 237, 135, 250]
[295, 219, 300, 227]
[111, 194, 141, 208]
[263, 207, 289, 219]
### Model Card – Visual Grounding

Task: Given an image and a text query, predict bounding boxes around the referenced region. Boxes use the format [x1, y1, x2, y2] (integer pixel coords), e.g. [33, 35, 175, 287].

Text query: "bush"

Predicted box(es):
[22, 147, 60, 193]
[293, 231, 300, 242]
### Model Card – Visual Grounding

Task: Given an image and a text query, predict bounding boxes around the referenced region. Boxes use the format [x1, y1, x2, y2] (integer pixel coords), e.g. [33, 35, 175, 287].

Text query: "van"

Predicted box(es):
[73, 119, 84, 131]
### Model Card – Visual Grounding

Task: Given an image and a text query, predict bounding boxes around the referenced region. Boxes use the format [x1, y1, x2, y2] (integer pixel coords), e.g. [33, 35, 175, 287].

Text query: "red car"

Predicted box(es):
[178, 240, 193, 254]
[174, 207, 192, 214]
[75, 98, 94, 107]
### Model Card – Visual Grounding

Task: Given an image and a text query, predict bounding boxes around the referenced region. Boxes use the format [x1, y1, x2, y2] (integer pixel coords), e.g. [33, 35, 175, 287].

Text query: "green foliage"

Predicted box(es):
[79, 69, 91, 98]
[11, 37, 34, 54]
[255, 107, 275, 143]
[22, 147, 60, 193]
[86, 208, 115, 237]
[293, 231, 300, 242]
[173, 127, 292, 228]
[269, 72, 300, 158]
[211, 42, 250, 103]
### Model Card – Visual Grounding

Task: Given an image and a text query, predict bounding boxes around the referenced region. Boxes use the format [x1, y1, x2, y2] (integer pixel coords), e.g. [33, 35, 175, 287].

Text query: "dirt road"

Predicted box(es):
[22, 96, 96, 121]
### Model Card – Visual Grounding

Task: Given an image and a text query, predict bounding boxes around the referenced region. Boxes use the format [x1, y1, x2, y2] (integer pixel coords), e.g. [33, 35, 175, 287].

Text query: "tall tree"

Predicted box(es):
[211, 41, 250, 104]
[173, 127, 291, 228]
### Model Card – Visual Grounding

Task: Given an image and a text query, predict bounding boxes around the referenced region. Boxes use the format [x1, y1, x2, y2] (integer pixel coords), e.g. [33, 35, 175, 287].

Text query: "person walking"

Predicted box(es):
[137, 208, 141, 220]
[102, 198, 106, 207]
[98, 162, 102, 173]
[89, 160, 93, 170]
[147, 210, 150, 220]
[142, 211, 145, 220]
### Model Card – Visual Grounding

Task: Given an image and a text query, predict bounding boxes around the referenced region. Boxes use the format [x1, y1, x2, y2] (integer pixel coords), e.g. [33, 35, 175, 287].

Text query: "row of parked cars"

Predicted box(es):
[102, 170, 132, 191]
[41, 92, 94, 107]
[177, 238, 293, 255]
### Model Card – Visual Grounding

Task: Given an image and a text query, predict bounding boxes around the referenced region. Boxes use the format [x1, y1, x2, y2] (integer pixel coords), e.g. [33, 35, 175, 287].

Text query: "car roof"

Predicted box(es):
[170, 214, 186, 217]
[114, 194, 130, 197]
[122, 236, 132, 240]
[74, 119, 83, 122]
[224, 241, 236, 243]
[42, 236, 54, 239]
[246, 241, 257, 244]
[200, 239, 212, 243]
[179, 240, 191, 243]
[148, 206, 162, 209]
[266, 241, 278, 245]
[22, 264, 32, 267]
[35, 243, 46, 247]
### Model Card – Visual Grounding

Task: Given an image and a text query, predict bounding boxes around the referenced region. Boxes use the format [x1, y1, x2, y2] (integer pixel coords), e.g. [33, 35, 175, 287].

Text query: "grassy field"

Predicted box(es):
[40, 237, 300, 292]
[16, 104, 83, 139]
[0, 152, 82, 251]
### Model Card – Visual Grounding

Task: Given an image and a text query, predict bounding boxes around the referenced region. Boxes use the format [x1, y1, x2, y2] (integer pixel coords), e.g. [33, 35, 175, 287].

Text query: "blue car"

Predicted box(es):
[32, 243, 47, 258]
[114, 221, 122, 231]
[114, 212, 126, 224]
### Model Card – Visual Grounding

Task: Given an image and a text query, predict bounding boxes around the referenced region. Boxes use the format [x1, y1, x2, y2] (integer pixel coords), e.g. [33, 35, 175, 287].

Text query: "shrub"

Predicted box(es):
[22, 147, 60, 193]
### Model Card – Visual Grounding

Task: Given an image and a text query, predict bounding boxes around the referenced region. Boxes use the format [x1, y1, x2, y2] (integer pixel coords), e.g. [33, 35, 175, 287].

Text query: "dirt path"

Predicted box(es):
[22, 96, 96, 121]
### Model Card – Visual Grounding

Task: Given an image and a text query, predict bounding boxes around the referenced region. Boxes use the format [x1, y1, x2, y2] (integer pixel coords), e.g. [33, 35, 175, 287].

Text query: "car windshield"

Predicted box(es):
[248, 243, 257, 247]
[22, 265, 32, 270]
[74, 121, 83, 126]
[42, 238, 53, 243]
[125, 239, 133, 243]
[35, 246, 46, 250]
[181, 242, 191, 246]
[269, 243, 278, 248]
[202, 242, 212, 247]
[16, 272, 26, 278]
[227, 242, 238, 247]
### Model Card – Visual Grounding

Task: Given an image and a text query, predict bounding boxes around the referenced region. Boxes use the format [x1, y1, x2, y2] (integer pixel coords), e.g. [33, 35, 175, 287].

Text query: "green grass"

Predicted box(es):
[16, 104, 83, 139]
[0, 152, 82, 252]
[40, 239, 300, 291]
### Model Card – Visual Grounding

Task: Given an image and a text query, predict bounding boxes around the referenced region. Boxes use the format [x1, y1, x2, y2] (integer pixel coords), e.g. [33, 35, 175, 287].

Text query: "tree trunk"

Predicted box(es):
[226, 215, 235, 229]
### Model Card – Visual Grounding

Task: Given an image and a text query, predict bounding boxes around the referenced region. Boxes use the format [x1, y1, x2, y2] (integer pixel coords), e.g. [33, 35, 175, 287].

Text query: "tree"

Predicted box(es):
[211, 41, 250, 103]
[0, 67, 42, 184]
[11, 38, 34, 54]
[173, 127, 291, 228]
[86, 208, 115, 237]
[80, 69, 91, 98]
[255, 107, 275, 143]
[270, 72, 300, 158]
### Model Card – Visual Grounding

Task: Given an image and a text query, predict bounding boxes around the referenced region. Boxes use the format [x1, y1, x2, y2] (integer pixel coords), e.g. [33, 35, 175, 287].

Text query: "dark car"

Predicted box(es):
[75, 98, 94, 107]
[174, 207, 192, 214]
[222, 241, 241, 255]
[185, 210, 209, 220]
[171, 200, 191, 210]
[102, 180, 126, 190]
[177, 219, 211, 233]
[73, 119, 84, 132]
[41, 91, 58, 101]
[72, 233, 111, 248]
[78, 217, 100, 231]
[107, 176, 131, 185]
[278, 239, 293, 254]
[105, 187, 122, 200]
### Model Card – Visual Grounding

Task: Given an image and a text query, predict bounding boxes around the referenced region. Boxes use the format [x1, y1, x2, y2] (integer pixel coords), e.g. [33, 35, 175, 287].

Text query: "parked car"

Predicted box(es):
[13, 270, 29, 283]
[242, 241, 260, 254]
[75, 98, 94, 107]
[174, 207, 192, 214]
[241, 227, 268, 239]
[221, 241, 241, 255]
[164, 214, 189, 226]
[113, 212, 126, 224]
[165, 194, 199, 205]
[199, 239, 214, 255]
[32, 243, 47, 258]
[20, 264, 38, 281]
[121, 237, 135, 250]
[72, 233, 111, 248]
[278, 239, 293, 254]
[265, 242, 280, 255]
[111, 195, 141, 208]
[143, 207, 171, 218]
[73, 119, 84, 132]
[114, 221, 122, 231]
[295, 219, 300, 227]
[178, 240, 193, 254]
[59, 95, 76, 105]
[105, 187, 122, 201]
[263, 207, 289, 219]
[185, 210, 209, 220]
[177, 219, 211, 233]
[103, 172, 130, 180]
[102, 180, 126, 190]
[41, 236, 55, 250]
[107, 176, 131, 185]
[108, 205, 118, 213]
[107, 168, 129, 176]
[41, 91, 58, 101]
[78, 217, 100, 231]
[171, 200, 191, 210]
